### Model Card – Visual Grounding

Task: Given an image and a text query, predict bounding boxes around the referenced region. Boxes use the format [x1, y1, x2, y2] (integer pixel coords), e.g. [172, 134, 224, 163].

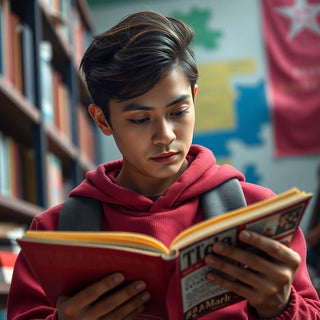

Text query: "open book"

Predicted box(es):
[18, 188, 312, 320]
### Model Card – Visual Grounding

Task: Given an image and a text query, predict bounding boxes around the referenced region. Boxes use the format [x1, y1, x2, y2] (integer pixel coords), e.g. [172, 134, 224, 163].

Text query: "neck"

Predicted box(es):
[116, 159, 189, 197]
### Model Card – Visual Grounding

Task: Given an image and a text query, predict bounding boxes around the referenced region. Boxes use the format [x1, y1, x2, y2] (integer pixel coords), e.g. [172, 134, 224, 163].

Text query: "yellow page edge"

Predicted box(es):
[25, 231, 170, 255]
[170, 188, 307, 248]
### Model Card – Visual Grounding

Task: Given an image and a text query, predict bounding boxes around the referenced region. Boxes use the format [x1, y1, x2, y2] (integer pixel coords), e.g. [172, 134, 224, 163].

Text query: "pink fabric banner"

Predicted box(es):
[261, 0, 320, 157]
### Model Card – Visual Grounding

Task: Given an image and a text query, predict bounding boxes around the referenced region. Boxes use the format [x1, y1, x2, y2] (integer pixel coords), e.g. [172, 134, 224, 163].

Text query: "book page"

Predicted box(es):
[171, 189, 311, 251]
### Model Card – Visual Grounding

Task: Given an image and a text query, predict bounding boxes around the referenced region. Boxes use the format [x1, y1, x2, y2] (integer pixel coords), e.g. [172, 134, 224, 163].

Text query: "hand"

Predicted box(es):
[57, 273, 150, 320]
[204, 230, 301, 318]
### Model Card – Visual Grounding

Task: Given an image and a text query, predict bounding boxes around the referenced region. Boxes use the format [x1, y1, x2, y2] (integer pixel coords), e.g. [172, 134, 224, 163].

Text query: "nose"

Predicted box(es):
[152, 119, 176, 145]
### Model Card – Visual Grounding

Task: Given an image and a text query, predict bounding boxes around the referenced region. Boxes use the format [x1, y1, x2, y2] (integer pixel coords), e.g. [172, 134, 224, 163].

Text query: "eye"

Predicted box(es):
[129, 118, 149, 124]
[171, 109, 189, 117]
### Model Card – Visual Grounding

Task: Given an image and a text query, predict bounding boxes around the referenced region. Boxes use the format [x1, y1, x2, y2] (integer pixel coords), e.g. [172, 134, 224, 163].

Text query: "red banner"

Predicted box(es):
[261, 0, 320, 157]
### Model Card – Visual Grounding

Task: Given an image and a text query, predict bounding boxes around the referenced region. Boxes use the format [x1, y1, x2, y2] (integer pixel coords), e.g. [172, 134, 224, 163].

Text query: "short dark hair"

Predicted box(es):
[80, 11, 198, 124]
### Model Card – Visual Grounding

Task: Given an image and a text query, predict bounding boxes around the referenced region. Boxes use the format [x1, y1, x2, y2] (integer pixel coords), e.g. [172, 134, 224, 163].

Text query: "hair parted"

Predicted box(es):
[80, 11, 198, 123]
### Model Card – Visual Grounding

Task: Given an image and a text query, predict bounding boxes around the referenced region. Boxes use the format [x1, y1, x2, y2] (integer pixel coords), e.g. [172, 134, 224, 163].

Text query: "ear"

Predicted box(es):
[193, 84, 198, 100]
[88, 104, 112, 136]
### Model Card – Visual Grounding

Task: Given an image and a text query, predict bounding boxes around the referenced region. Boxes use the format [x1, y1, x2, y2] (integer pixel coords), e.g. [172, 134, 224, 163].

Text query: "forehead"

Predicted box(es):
[110, 67, 192, 111]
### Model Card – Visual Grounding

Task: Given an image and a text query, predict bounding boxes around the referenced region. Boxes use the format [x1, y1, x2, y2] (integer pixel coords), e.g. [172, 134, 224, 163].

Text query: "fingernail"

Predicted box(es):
[112, 273, 124, 284]
[135, 281, 146, 291]
[240, 230, 251, 240]
[140, 292, 150, 301]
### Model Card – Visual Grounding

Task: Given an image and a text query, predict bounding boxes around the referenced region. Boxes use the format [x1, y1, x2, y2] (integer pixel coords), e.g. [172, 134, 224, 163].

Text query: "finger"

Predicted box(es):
[87, 280, 149, 319]
[205, 254, 291, 311]
[206, 268, 290, 318]
[209, 240, 274, 275]
[239, 231, 301, 268]
[102, 290, 151, 320]
[205, 254, 269, 290]
[61, 273, 125, 315]
[206, 268, 255, 300]
[122, 306, 146, 320]
[208, 239, 298, 285]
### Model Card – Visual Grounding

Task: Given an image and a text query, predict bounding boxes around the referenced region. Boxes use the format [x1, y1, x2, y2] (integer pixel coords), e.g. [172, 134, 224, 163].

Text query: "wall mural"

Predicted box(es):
[171, 6, 269, 185]
[90, 0, 320, 231]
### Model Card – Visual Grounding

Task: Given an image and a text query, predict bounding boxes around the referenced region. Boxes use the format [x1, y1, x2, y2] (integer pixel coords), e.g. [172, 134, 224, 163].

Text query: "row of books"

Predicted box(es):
[0, 131, 37, 204]
[0, 0, 92, 130]
[0, 131, 70, 207]
[40, 41, 72, 141]
[0, 0, 36, 105]
[41, 0, 92, 68]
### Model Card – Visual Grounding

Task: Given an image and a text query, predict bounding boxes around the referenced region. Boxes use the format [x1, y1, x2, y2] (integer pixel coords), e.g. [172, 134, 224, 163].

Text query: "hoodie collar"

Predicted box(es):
[70, 145, 245, 212]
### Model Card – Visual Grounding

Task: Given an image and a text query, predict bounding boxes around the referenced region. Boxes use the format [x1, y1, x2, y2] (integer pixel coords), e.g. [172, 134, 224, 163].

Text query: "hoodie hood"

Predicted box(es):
[70, 145, 245, 212]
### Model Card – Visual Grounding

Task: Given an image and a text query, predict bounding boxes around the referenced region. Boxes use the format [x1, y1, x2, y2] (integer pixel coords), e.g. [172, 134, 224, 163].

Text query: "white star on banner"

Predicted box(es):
[276, 0, 320, 40]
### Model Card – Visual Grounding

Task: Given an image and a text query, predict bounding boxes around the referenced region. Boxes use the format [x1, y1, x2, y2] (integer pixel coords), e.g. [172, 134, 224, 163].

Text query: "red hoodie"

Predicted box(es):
[7, 145, 320, 319]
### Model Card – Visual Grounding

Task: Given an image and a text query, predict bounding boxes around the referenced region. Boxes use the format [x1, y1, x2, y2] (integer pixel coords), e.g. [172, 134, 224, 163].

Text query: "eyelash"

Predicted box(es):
[130, 118, 149, 124]
[129, 109, 189, 125]
[171, 109, 188, 117]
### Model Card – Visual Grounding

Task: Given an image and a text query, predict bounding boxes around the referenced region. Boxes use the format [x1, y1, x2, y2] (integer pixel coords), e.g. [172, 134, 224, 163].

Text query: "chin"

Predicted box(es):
[157, 163, 187, 180]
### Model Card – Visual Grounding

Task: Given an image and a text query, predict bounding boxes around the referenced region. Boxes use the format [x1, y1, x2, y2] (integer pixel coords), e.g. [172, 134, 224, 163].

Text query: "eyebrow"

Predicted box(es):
[122, 94, 191, 112]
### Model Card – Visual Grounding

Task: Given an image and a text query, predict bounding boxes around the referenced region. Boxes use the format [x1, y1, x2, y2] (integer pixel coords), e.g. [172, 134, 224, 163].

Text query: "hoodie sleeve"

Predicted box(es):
[7, 205, 61, 320]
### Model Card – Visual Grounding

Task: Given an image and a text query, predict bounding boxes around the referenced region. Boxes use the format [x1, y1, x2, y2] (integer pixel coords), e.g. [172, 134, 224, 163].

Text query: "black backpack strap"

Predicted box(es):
[58, 196, 102, 231]
[200, 178, 247, 219]
[58, 178, 246, 231]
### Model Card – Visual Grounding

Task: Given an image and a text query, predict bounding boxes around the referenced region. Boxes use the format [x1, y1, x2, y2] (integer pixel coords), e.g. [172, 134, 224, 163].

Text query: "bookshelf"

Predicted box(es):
[0, 0, 97, 299]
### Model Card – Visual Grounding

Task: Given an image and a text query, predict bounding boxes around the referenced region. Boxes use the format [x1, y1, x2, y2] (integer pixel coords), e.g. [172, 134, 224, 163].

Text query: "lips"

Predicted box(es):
[151, 152, 178, 162]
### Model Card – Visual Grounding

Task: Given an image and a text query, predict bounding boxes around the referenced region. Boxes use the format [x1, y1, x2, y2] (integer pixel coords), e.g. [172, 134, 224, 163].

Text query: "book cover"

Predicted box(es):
[18, 188, 312, 320]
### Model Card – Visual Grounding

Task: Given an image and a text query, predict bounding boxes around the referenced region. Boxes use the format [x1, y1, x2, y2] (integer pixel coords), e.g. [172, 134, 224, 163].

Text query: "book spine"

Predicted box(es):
[46, 153, 64, 207]
[1, 0, 11, 83]
[0, 134, 10, 196]
[11, 10, 23, 93]
[20, 22, 36, 106]
[40, 41, 54, 125]
[21, 146, 37, 204]
[0, 1, 3, 76]
[0, 131, 5, 196]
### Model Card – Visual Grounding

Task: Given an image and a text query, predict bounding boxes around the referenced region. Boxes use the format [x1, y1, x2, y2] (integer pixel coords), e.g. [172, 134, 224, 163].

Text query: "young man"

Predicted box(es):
[8, 11, 320, 320]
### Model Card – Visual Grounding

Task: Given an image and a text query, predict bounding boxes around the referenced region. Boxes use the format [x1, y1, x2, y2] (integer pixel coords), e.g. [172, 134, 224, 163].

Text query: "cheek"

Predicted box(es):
[112, 130, 147, 156]
[177, 116, 195, 138]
